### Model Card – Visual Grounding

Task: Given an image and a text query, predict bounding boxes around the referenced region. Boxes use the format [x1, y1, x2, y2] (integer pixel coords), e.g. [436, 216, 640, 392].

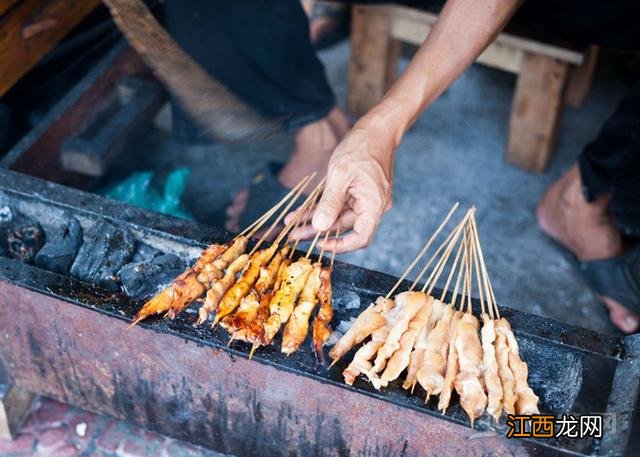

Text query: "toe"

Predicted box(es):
[598, 294, 639, 333]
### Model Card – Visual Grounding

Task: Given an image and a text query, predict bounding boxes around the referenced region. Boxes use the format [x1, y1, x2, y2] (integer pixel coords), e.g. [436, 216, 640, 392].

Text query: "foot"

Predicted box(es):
[225, 107, 350, 232]
[536, 164, 637, 332]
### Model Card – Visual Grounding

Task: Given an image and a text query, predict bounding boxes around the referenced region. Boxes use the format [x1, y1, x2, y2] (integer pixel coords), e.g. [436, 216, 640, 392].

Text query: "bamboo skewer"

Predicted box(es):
[421, 208, 475, 296]
[249, 175, 317, 256]
[240, 177, 310, 239]
[385, 203, 459, 298]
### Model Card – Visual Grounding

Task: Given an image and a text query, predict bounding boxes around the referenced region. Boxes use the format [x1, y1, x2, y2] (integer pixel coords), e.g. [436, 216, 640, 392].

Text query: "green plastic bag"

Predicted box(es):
[100, 168, 193, 220]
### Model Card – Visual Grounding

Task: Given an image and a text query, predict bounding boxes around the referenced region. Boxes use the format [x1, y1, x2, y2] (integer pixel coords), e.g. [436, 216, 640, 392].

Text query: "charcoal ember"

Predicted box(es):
[118, 253, 184, 297]
[0, 207, 45, 264]
[35, 217, 83, 274]
[131, 242, 162, 263]
[70, 220, 136, 291]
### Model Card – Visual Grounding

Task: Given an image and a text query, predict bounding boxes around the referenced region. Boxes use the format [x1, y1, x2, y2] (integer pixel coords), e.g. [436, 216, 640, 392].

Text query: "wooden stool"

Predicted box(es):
[347, 4, 599, 173]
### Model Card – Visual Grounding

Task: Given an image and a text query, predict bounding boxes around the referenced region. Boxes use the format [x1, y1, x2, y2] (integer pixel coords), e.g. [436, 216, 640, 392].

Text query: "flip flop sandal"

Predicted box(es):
[309, 2, 351, 50]
[550, 238, 640, 315]
[237, 162, 292, 231]
[578, 242, 640, 315]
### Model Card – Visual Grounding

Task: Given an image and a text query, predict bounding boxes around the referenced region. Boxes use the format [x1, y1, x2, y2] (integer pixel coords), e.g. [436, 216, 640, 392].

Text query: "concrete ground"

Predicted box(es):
[3, 42, 632, 457]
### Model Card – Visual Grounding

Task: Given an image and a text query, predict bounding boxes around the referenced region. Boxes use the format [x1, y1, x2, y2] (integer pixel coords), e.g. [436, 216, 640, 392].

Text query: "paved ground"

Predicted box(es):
[2, 42, 634, 456]
[0, 398, 227, 457]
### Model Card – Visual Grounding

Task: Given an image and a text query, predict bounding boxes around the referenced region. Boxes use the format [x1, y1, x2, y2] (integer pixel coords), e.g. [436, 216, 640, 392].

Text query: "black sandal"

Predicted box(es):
[578, 242, 640, 314]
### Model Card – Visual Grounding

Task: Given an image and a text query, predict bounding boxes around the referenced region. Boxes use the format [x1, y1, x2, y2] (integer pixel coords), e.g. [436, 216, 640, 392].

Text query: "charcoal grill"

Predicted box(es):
[0, 168, 638, 457]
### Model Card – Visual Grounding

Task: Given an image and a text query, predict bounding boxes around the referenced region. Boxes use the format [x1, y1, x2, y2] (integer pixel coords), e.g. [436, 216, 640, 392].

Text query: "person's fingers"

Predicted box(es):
[320, 210, 381, 253]
[312, 167, 350, 231]
[291, 210, 357, 242]
[598, 293, 639, 333]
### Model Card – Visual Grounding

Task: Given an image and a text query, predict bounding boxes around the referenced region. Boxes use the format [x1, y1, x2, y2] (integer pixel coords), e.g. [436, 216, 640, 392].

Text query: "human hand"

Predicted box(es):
[288, 119, 396, 253]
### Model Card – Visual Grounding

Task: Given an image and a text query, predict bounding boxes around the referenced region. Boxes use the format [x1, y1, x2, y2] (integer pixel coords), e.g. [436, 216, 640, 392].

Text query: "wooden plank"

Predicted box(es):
[390, 13, 523, 73]
[564, 45, 599, 108]
[347, 5, 399, 116]
[0, 0, 100, 96]
[507, 52, 569, 172]
[0, 382, 35, 440]
[389, 5, 584, 66]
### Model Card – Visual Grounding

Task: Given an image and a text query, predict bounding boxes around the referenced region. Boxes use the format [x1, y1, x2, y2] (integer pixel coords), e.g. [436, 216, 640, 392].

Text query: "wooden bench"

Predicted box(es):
[0, 0, 101, 97]
[347, 4, 599, 173]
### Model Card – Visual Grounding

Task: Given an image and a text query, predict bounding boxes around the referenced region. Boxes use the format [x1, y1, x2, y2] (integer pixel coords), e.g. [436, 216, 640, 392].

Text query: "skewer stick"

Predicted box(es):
[409, 207, 473, 291]
[288, 183, 324, 257]
[385, 203, 459, 299]
[249, 342, 259, 360]
[468, 224, 486, 316]
[464, 231, 473, 314]
[249, 175, 317, 256]
[331, 228, 340, 269]
[470, 216, 500, 318]
[289, 187, 321, 259]
[242, 177, 309, 238]
[450, 232, 468, 310]
[439, 231, 466, 302]
[422, 208, 475, 295]
[305, 230, 323, 259]
[318, 230, 331, 263]
[273, 177, 325, 246]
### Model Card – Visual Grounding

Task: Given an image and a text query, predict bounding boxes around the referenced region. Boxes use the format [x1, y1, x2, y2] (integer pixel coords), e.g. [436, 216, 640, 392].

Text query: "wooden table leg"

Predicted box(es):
[347, 5, 400, 117]
[0, 381, 35, 440]
[564, 45, 599, 108]
[507, 51, 569, 173]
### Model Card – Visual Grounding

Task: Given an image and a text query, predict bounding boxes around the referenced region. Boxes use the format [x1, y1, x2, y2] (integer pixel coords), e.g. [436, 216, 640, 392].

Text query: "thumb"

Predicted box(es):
[313, 172, 348, 231]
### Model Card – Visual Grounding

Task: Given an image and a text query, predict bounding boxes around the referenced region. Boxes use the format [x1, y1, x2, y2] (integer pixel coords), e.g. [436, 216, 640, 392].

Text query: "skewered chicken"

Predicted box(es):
[132, 242, 229, 325]
[403, 298, 445, 391]
[371, 292, 426, 376]
[497, 318, 539, 415]
[311, 266, 334, 361]
[214, 246, 277, 325]
[416, 303, 454, 398]
[221, 291, 259, 339]
[329, 297, 394, 364]
[453, 312, 488, 424]
[379, 294, 433, 387]
[494, 321, 517, 415]
[282, 263, 322, 354]
[262, 257, 314, 345]
[343, 298, 404, 386]
[195, 239, 246, 287]
[480, 314, 503, 421]
[198, 253, 249, 325]
[222, 247, 290, 341]
[437, 310, 463, 413]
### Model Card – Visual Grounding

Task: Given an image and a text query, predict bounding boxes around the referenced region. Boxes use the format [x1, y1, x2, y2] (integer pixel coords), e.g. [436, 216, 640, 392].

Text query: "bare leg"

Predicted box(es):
[537, 164, 637, 332]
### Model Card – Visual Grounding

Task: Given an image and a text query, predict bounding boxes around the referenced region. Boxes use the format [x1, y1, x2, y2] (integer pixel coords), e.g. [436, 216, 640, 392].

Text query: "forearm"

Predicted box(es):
[360, 0, 522, 147]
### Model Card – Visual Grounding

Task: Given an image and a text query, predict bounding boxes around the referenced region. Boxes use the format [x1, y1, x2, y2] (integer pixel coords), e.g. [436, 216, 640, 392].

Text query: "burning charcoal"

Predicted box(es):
[35, 217, 83, 274]
[70, 220, 136, 291]
[0, 207, 45, 264]
[118, 253, 185, 297]
[131, 242, 162, 263]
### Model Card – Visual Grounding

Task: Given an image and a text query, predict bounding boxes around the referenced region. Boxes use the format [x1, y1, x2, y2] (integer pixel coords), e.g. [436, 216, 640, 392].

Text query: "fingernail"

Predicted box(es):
[623, 315, 638, 332]
[313, 212, 330, 231]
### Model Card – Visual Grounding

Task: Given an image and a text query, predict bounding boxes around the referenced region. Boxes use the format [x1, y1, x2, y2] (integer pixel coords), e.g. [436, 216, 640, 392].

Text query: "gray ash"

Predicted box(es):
[118, 253, 185, 297]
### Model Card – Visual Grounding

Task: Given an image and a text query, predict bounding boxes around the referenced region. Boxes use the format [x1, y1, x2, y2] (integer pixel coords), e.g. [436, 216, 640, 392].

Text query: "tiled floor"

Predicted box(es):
[0, 398, 226, 457]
